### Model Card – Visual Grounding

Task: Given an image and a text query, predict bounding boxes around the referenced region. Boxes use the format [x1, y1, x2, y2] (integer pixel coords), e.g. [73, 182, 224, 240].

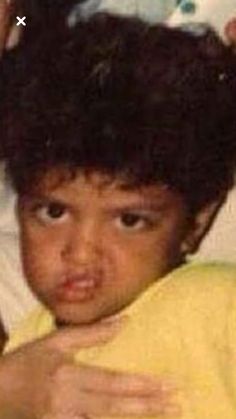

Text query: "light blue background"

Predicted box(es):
[69, 0, 178, 25]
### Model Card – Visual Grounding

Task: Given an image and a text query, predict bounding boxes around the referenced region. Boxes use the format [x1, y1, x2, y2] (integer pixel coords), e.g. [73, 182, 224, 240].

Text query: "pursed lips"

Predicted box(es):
[54, 272, 103, 302]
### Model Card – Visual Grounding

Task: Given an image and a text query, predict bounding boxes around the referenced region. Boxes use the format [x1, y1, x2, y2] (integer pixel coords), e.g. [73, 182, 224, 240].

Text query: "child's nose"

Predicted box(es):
[61, 223, 102, 266]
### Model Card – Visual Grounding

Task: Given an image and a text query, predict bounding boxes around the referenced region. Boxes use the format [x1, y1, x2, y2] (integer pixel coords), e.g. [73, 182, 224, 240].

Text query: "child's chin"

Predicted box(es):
[55, 316, 100, 327]
[52, 304, 106, 326]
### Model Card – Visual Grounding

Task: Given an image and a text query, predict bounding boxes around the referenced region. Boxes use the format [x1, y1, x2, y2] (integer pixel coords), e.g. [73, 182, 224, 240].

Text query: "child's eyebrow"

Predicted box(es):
[22, 189, 172, 213]
[22, 193, 68, 207]
[106, 202, 167, 213]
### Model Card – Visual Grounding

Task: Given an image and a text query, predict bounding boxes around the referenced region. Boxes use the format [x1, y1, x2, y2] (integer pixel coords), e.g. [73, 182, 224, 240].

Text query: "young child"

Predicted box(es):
[2, 13, 236, 418]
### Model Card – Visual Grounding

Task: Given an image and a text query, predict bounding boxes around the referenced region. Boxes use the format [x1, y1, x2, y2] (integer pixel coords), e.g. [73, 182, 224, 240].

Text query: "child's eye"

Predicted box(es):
[34, 202, 69, 224]
[116, 212, 153, 231]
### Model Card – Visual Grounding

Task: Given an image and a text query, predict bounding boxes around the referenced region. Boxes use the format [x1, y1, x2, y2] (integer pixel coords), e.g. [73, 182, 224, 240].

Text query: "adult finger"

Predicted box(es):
[0, 0, 10, 54]
[225, 18, 236, 46]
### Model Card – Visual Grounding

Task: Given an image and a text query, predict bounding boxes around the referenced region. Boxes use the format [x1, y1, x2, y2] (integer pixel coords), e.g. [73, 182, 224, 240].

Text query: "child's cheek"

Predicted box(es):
[20, 222, 65, 286]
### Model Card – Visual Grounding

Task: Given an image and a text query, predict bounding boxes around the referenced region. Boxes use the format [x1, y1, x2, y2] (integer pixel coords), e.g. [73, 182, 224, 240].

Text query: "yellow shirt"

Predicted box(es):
[6, 263, 236, 418]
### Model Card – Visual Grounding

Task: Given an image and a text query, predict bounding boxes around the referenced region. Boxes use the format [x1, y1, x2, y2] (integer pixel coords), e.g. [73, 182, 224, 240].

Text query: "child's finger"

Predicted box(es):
[45, 320, 125, 353]
[60, 388, 181, 417]
[43, 416, 86, 419]
[75, 364, 177, 397]
[49, 363, 180, 418]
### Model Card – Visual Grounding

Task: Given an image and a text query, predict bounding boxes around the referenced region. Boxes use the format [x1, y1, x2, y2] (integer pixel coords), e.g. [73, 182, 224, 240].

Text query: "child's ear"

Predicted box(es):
[180, 196, 225, 255]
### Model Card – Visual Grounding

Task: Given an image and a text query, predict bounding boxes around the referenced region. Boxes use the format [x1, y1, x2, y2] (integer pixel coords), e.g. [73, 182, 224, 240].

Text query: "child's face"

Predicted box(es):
[18, 169, 191, 325]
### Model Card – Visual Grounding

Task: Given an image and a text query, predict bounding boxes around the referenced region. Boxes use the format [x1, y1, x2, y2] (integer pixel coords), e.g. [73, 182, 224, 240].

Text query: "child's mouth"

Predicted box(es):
[55, 274, 101, 303]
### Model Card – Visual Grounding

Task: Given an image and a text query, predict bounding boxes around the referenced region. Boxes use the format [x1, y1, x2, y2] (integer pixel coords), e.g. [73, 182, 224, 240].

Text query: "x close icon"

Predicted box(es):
[16, 16, 26, 26]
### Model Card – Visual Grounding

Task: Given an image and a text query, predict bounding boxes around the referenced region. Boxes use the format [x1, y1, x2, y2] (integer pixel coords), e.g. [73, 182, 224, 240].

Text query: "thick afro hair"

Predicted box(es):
[1, 13, 236, 211]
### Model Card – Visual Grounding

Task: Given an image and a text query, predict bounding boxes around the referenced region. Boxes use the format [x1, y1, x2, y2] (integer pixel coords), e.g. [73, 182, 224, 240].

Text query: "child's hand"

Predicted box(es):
[0, 321, 180, 418]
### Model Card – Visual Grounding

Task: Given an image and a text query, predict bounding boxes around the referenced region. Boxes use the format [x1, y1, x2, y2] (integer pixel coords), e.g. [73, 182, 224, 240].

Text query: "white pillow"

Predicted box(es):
[0, 232, 38, 333]
[0, 165, 39, 332]
[196, 187, 236, 263]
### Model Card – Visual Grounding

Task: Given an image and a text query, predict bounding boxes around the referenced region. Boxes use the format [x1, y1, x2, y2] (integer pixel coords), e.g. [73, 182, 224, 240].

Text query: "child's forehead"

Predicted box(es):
[28, 167, 177, 203]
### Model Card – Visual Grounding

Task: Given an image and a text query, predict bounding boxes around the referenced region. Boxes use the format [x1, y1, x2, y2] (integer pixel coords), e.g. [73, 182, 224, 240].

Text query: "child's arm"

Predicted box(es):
[0, 322, 178, 419]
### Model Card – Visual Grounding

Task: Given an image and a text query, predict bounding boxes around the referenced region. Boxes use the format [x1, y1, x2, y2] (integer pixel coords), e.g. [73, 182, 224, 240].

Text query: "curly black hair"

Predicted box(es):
[1, 13, 236, 211]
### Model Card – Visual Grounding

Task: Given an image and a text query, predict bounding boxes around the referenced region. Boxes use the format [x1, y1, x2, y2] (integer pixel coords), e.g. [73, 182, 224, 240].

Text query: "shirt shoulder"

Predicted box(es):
[121, 262, 236, 347]
[128, 262, 236, 316]
[4, 306, 53, 353]
[161, 262, 236, 303]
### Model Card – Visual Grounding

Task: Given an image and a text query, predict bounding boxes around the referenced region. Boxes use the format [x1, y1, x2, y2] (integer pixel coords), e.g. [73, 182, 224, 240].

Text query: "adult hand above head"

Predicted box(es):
[0, 0, 22, 57]
[0, 320, 180, 419]
[225, 18, 236, 47]
[0, 0, 9, 54]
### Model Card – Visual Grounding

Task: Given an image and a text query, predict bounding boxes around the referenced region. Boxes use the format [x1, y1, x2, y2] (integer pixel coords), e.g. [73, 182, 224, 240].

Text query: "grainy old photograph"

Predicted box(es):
[1, 1, 236, 418]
